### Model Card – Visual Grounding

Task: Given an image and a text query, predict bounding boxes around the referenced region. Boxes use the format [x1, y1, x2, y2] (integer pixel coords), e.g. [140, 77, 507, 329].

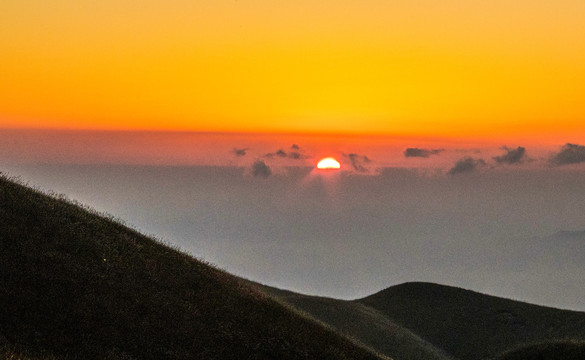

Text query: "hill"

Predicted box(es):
[492, 341, 585, 360]
[256, 284, 452, 360]
[0, 174, 386, 360]
[259, 282, 585, 360]
[357, 282, 585, 360]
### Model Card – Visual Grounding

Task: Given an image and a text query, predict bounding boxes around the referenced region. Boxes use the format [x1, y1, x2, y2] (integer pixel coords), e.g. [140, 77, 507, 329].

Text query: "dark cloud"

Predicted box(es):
[550, 143, 585, 166]
[493, 146, 526, 165]
[251, 160, 271, 178]
[448, 157, 486, 175]
[232, 148, 249, 157]
[288, 151, 303, 160]
[403, 148, 443, 158]
[343, 153, 372, 173]
[265, 145, 307, 160]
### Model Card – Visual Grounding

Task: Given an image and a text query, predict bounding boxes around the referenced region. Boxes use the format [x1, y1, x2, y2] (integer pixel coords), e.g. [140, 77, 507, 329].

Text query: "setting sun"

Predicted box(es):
[2, 1, 585, 358]
[317, 157, 341, 170]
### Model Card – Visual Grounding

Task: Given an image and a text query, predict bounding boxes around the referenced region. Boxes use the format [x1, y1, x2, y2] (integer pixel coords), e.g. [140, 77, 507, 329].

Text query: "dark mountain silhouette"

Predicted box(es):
[260, 282, 585, 360]
[493, 341, 585, 360]
[3, 172, 585, 360]
[357, 282, 585, 360]
[0, 174, 385, 360]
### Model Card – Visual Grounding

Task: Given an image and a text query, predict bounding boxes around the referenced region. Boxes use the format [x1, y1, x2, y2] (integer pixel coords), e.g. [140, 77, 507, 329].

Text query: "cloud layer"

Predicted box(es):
[448, 157, 486, 175]
[343, 153, 372, 173]
[404, 148, 443, 158]
[493, 146, 526, 165]
[232, 148, 249, 157]
[550, 143, 585, 166]
[251, 160, 271, 177]
[265, 144, 307, 160]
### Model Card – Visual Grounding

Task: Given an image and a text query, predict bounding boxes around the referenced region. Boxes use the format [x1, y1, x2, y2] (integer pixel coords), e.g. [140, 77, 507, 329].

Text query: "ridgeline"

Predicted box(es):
[0, 174, 385, 360]
[3, 172, 585, 360]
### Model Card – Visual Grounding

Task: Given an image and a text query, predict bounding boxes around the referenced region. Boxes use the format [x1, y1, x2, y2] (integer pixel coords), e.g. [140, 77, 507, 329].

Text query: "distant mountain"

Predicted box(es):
[357, 282, 585, 360]
[0, 174, 385, 360]
[257, 284, 452, 360]
[260, 282, 585, 360]
[3, 172, 585, 360]
[493, 340, 585, 360]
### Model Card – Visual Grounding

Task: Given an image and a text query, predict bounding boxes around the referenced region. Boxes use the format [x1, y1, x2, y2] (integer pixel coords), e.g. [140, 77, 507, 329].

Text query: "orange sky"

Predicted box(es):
[2, 0, 585, 140]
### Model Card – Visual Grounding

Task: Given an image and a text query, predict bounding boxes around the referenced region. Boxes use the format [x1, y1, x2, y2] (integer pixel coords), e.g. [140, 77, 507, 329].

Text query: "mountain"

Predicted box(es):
[0, 174, 385, 360]
[261, 282, 585, 360]
[357, 282, 585, 360]
[3, 171, 585, 360]
[256, 284, 452, 360]
[493, 341, 585, 360]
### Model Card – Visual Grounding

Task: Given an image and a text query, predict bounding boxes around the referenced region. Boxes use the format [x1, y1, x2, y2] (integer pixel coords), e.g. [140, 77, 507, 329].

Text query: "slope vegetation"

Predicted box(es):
[261, 282, 585, 360]
[493, 341, 585, 360]
[358, 282, 585, 360]
[258, 284, 452, 360]
[0, 175, 385, 360]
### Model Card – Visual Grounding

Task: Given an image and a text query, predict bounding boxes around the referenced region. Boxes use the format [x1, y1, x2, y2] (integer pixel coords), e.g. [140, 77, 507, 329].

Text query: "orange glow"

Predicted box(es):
[317, 158, 341, 170]
[1, 1, 585, 142]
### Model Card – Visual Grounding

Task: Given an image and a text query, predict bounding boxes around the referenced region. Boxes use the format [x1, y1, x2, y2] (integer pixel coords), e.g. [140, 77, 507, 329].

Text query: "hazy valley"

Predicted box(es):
[2, 172, 585, 359]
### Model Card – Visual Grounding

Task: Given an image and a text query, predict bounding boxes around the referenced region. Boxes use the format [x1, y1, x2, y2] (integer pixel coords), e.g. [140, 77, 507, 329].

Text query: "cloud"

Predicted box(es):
[550, 143, 585, 166]
[232, 148, 249, 157]
[343, 153, 372, 173]
[493, 146, 526, 165]
[251, 160, 271, 178]
[448, 157, 486, 175]
[265, 145, 308, 160]
[287, 151, 303, 160]
[275, 149, 288, 158]
[403, 148, 443, 158]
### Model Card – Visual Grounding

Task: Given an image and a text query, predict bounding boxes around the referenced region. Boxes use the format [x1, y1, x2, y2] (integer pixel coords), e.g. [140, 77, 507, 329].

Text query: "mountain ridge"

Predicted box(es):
[3, 172, 585, 360]
[0, 173, 386, 360]
[356, 281, 585, 360]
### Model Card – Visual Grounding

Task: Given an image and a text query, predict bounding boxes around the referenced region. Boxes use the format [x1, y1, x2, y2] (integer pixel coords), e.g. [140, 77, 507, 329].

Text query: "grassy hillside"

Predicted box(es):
[358, 282, 585, 360]
[493, 341, 585, 360]
[0, 344, 59, 360]
[257, 284, 452, 360]
[0, 174, 386, 360]
[259, 282, 585, 360]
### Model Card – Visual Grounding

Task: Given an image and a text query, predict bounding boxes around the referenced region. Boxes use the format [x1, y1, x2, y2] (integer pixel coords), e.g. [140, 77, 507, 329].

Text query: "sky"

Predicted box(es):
[2, 1, 585, 310]
[2, 0, 585, 140]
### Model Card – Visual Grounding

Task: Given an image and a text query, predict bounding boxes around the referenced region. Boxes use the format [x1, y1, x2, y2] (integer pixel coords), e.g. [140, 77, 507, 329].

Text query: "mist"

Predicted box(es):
[3, 163, 585, 311]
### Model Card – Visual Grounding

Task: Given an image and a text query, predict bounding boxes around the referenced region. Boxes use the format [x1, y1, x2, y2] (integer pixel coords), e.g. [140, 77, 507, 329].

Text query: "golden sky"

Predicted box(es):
[2, 0, 585, 139]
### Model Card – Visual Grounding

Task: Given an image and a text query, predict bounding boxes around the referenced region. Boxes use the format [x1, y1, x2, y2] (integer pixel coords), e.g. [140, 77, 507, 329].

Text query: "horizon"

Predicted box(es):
[2, 128, 584, 171]
[4, 155, 585, 311]
[2, 0, 585, 313]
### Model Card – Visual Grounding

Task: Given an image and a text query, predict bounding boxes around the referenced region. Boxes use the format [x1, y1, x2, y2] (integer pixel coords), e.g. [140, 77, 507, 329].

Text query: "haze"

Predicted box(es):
[2, 0, 585, 313]
[3, 130, 585, 311]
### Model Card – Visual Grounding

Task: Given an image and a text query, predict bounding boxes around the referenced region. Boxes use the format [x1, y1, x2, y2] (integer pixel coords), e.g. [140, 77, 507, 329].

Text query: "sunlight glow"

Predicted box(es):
[2, 1, 584, 141]
[317, 157, 341, 170]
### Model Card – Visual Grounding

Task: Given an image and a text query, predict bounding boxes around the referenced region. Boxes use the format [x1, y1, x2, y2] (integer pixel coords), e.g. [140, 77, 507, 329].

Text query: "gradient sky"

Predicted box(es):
[3, 1, 585, 311]
[2, 0, 585, 139]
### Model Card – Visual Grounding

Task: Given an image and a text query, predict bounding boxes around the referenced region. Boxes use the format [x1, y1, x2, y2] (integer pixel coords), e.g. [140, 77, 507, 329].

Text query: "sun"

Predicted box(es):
[317, 157, 341, 170]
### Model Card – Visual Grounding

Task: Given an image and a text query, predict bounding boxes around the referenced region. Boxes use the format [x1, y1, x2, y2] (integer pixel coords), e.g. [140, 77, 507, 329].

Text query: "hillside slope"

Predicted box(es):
[358, 282, 585, 360]
[257, 284, 452, 360]
[0, 174, 386, 360]
[492, 341, 585, 360]
[257, 281, 585, 360]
